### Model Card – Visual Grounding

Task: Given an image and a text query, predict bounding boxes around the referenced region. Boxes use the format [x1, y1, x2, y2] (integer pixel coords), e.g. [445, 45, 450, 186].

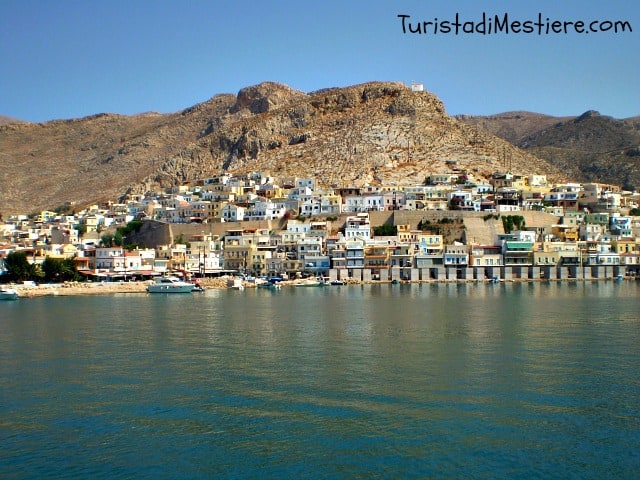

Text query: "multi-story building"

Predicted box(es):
[364, 243, 390, 275]
[95, 246, 124, 270]
[344, 213, 371, 240]
[533, 241, 581, 266]
[444, 244, 469, 267]
[470, 245, 503, 267]
[544, 185, 580, 212]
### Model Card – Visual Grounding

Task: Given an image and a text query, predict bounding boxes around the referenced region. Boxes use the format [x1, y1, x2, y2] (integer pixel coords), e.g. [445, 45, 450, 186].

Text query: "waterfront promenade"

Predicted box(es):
[5, 265, 633, 298]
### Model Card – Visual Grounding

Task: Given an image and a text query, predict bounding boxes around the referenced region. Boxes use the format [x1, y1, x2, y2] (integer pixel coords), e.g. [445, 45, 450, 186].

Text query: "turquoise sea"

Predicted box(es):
[1, 281, 639, 479]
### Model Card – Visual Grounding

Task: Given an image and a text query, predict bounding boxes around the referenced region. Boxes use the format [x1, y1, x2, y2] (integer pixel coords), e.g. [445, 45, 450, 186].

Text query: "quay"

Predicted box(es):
[328, 264, 630, 283]
[7, 265, 634, 298]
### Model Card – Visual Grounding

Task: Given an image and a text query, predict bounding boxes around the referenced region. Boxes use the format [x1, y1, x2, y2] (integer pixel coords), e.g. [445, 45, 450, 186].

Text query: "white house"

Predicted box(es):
[95, 246, 124, 270]
[295, 177, 316, 190]
[363, 194, 385, 212]
[245, 201, 286, 221]
[299, 198, 322, 217]
[344, 195, 366, 213]
[444, 243, 469, 266]
[344, 213, 371, 240]
[220, 204, 245, 222]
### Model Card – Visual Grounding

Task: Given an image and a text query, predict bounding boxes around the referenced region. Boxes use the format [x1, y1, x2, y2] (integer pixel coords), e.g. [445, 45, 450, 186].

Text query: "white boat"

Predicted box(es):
[227, 278, 245, 290]
[146, 276, 195, 293]
[294, 278, 327, 287]
[0, 287, 19, 300]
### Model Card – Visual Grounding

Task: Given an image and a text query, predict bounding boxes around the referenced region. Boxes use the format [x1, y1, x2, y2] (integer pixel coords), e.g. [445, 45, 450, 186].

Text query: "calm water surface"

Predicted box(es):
[1, 282, 639, 479]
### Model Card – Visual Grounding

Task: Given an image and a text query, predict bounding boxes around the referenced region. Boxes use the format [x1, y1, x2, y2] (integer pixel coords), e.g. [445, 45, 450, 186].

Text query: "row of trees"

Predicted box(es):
[2, 220, 145, 284]
[2, 251, 81, 283]
[100, 219, 143, 249]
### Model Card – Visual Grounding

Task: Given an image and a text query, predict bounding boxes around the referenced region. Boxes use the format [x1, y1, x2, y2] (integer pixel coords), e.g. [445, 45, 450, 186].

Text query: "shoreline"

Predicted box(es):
[4, 275, 634, 298]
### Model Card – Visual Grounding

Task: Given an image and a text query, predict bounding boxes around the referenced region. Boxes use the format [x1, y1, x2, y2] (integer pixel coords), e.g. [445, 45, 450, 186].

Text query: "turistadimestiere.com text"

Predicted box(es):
[398, 12, 633, 35]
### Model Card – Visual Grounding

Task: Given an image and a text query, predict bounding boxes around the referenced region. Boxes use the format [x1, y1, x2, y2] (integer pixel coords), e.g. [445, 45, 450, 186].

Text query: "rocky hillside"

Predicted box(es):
[1, 81, 564, 215]
[456, 111, 574, 145]
[459, 111, 640, 190]
[0, 115, 25, 126]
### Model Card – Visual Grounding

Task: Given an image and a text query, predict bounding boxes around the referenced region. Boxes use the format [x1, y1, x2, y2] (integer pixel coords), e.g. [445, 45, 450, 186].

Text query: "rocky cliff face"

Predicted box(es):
[0, 81, 563, 215]
[137, 81, 560, 195]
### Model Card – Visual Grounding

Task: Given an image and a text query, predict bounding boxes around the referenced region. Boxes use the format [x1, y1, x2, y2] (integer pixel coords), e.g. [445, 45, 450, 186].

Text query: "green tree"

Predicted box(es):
[101, 233, 114, 247]
[54, 203, 73, 215]
[60, 258, 80, 282]
[502, 215, 525, 234]
[417, 219, 431, 230]
[117, 220, 143, 236]
[4, 251, 41, 282]
[113, 230, 124, 246]
[41, 257, 81, 283]
[41, 257, 63, 282]
[373, 224, 398, 236]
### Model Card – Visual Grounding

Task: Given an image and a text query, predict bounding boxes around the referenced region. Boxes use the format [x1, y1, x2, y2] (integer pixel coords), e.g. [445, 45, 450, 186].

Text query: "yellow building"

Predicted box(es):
[533, 241, 580, 266]
[612, 238, 639, 255]
[364, 243, 390, 274]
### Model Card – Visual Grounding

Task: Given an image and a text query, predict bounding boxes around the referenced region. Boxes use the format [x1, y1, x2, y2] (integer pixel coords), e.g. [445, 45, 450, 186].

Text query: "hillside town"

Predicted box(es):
[1, 170, 640, 286]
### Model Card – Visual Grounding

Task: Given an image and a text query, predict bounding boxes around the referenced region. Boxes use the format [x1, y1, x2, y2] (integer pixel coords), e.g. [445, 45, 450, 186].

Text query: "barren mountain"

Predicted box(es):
[456, 111, 575, 145]
[0, 115, 25, 126]
[459, 111, 640, 190]
[1, 81, 564, 215]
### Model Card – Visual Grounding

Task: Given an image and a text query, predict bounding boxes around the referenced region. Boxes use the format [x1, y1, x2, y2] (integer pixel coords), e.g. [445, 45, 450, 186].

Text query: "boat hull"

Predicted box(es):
[0, 288, 19, 300]
[294, 281, 326, 287]
[147, 285, 194, 293]
[146, 276, 195, 293]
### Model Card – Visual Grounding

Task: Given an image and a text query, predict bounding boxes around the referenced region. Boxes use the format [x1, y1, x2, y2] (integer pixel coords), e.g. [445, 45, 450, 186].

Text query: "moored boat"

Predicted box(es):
[227, 277, 245, 290]
[294, 277, 327, 287]
[0, 287, 19, 300]
[147, 276, 195, 293]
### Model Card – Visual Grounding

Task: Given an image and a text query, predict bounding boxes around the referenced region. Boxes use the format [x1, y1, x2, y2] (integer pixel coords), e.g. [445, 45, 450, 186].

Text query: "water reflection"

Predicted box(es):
[1, 282, 639, 479]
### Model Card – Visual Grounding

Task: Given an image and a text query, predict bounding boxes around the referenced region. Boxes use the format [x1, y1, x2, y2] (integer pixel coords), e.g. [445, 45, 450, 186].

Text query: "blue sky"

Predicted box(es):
[1, 0, 638, 122]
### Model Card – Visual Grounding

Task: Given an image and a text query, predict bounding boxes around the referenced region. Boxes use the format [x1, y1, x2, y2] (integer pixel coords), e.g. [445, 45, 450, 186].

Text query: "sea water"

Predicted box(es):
[1, 281, 639, 479]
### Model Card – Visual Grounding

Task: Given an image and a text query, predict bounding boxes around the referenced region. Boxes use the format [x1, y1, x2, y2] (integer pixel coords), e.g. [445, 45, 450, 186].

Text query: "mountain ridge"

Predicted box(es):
[0, 115, 26, 126]
[1, 81, 619, 216]
[458, 110, 640, 190]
